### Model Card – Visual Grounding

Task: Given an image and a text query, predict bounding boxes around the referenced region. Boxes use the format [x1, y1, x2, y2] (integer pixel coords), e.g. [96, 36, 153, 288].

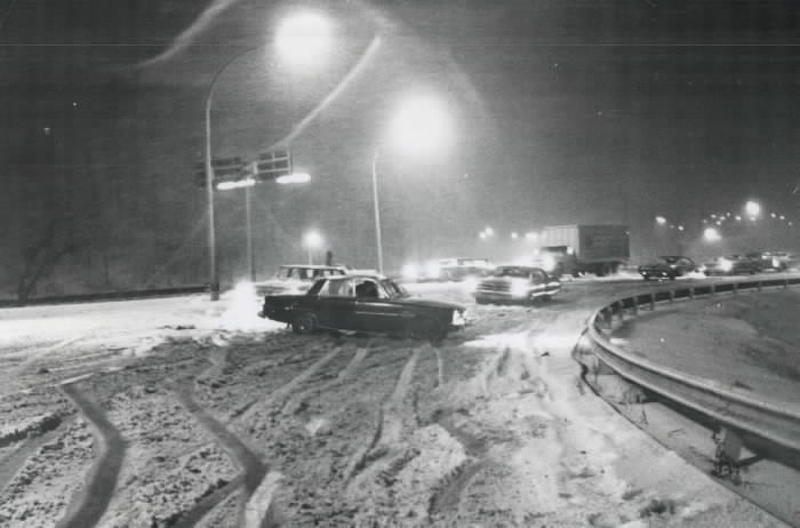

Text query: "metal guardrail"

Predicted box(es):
[578, 276, 800, 455]
[0, 285, 208, 308]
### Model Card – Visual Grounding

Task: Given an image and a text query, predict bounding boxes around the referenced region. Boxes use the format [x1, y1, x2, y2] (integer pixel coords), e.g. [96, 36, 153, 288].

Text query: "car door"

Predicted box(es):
[315, 278, 357, 330]
[353, 278, 404, 333]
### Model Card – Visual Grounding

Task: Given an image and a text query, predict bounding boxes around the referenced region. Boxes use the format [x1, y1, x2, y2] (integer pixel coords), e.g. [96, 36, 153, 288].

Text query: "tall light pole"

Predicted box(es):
[205, 47, 259, 300]
[370, 94, 452, 276]
[203, 12, 330, 300]
[371, 149, 384, 274]
[217, 171, 311, 282]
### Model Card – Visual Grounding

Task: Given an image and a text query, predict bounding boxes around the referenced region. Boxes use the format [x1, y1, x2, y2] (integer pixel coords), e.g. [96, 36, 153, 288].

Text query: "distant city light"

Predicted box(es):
[511, 232, 519, 239]
[479, 232, 488, 240]
[735, 215, 742, 221]
[484, 227, 494, 236]
[525, 232, 538, 241]
[703, 227, 721, 242]
[677, 225, 684, 231]
[655, 216, 667, 225]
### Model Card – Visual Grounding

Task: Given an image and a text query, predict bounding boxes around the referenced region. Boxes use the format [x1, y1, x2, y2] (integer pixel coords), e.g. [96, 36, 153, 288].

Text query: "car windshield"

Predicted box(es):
[492, 267, 532, 278]
[380, 279, 409, 299]
[7, 3, 798, 526]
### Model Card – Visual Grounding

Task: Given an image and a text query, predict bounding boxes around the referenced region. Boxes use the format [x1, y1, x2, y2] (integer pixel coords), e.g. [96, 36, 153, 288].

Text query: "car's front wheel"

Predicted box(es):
[410, 318, 447, 343]
[291, 312, 317, 335]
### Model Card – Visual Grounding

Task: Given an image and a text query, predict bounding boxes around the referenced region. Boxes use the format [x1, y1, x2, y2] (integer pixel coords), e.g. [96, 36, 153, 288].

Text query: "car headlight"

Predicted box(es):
[510, 279, 529, 297]
[719, 258, 733, 272]
[451, 310, 466, 326]
[772, 258, 779, 268]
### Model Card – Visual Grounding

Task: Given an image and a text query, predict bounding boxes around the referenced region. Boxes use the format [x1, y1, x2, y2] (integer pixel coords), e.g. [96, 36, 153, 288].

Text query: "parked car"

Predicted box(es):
[253, 265, 348, 297]
[638, 256, 697, 280]
[473, 266, 561, 304]
[701, 255, 761, 276]
[401, 257, 493, 282]
[438, 258, 494, 281]
[745, 251, 794, 272]
[258, 274, 467, 341]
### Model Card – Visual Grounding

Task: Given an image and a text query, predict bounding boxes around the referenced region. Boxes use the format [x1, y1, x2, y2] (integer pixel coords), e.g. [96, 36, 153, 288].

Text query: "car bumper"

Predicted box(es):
[473, 289, 559, 302]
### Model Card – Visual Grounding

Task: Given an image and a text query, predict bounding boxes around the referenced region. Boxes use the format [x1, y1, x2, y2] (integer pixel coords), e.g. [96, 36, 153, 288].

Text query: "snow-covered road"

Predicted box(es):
[0, 279, 790, 527]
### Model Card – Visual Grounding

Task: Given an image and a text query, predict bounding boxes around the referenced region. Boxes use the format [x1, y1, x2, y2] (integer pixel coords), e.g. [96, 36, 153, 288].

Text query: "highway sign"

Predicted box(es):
[255, 150, 292, 181]
[194, 157, 245, 187]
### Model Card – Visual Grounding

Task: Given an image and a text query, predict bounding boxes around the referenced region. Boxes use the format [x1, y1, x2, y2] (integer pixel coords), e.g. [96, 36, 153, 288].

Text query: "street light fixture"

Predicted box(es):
[303, 230, 323, 264]
[370, 93, 452, 275]
[203, 12, 330, 300]
[275, 12, 331, 69]
[744, 200, 761, 219]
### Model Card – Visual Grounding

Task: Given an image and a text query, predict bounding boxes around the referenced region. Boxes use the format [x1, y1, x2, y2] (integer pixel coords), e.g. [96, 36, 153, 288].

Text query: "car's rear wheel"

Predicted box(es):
[291, 312, 317, 335]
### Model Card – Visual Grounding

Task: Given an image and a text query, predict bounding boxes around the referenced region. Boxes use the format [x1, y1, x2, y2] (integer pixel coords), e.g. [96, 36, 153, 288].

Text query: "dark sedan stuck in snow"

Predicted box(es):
[258, 275, 467, 341]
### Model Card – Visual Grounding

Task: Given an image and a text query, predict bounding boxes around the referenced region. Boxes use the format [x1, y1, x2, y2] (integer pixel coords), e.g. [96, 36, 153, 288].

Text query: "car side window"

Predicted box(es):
[355, 279, 380, 299]
[319, 279, 355, 297]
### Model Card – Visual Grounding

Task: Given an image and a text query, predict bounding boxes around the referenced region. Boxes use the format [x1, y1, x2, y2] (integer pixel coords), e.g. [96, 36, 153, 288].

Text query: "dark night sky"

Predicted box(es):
[2, 0, 800, 296]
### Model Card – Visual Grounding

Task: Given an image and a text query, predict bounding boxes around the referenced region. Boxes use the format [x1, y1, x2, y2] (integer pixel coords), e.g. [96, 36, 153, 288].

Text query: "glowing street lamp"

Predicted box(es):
[744, 200, 761, 219]
[655, 215, 667, 226]
[703, 227, 721, 242]
[303, 230, 323, 264]
[371, 93, 453, 274]
[202, 11, 331, 300]
[275, 12, 331, 69]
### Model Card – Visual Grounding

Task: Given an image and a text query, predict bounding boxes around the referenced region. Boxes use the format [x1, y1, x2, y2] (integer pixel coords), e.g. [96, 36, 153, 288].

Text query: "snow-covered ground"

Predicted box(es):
[613, 289, 800, 405]
[0, 281, 790, 527]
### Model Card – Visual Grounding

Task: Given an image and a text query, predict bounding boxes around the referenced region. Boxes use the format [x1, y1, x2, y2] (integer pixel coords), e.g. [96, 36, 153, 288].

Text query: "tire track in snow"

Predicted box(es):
[280, 346, 370, 416]
[174, 347, 342, 526]
[345, 347, 421, 484]
[167, 380, 268, 528]
[56, 382, 125, 528]
[232, 347, 342, 420]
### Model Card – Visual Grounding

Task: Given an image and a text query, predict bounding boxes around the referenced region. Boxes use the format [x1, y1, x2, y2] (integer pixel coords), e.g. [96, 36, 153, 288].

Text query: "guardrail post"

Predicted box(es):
[689, 287, 695, 299]
[631, 299, 638, 316]
[668, 290, 675, 303]
[615, 301, 624, 323]
[732, 282, 738, 295]
[649, 293, 655, 310]
[785, 279, 789, 289]
[757, 280, 762, 292]
[710, 283, 715, 296]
